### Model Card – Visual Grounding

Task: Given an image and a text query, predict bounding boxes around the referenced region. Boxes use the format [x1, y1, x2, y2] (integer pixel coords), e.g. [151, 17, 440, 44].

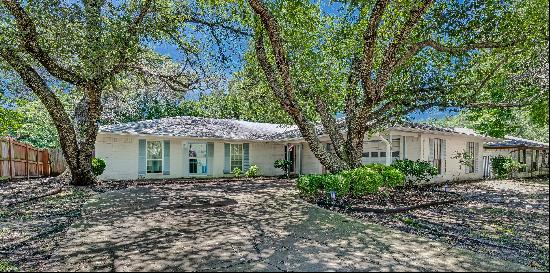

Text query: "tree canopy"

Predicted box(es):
[1, 0, 548, 177]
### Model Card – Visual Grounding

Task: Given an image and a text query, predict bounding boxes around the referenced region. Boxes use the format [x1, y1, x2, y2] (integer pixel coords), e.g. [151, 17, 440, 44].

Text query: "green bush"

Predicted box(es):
[491, 156, 511, 178]
[364, 164, 406, 188]
[341, 166, 384, 196]
[296, 174, 350, 198]
[380, 166, 406, 188]
[274, 159, 292, 177]
[296, 165, 406, 198]
[490, 155, 527, 179]
[91, 157, 106, 176]
[232, 167, 242, 178]
[503, 159, 526, 178]
[245, 165, 260, 177]
[391, 159, 438, 186]
[296, 175, 324, 197]
[321, 174, 350, 197]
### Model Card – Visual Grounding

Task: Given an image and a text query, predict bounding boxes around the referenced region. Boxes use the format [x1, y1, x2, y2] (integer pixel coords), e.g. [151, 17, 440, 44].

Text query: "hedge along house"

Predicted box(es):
[483, 136, 550, 178]
[96, 116, 500, 182]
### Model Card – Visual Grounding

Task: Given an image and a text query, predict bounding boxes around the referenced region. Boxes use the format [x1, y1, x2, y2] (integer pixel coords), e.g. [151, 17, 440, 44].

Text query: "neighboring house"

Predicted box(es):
[96, 116, 498, 182]
[483, 136, 550, 178]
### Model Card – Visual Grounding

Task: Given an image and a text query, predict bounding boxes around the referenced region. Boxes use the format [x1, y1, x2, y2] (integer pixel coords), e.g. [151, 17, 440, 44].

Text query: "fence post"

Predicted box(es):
[0, 138, 3, 177]
[26, 143, 29, 180]
[8, 137, 13, 179]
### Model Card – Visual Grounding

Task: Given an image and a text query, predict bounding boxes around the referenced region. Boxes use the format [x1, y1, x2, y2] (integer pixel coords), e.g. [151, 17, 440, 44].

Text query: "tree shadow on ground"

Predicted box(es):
[46, 179, 531, 272]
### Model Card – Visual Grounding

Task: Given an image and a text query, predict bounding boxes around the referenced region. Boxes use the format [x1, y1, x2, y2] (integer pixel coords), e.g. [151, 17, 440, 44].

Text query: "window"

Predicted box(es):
[189, 143, 207, 174]
[432, 139, 442, 174]
[518, 149, 527, 172]
[392, 151, 400, 158]
[380, 152, 387, 158]
[533, 150, 539, 171]
[467, 142, 475, 173]
[362, 152, 370, 158]
[147, 141, 162, 173]
[371, 152, 379, 158]
[230, 144, 243, 171]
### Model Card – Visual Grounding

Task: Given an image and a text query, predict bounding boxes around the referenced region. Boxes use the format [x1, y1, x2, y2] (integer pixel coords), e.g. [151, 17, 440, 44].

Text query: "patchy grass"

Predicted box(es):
[0, 179, 95, 272]
[329, 178, 550, 271]
[0, 260, 18, 272]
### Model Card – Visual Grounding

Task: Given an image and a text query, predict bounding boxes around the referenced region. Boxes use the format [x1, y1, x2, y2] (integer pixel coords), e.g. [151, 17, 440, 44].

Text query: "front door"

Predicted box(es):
[285, 144, 295, 173]
[285, 144, 302, 174]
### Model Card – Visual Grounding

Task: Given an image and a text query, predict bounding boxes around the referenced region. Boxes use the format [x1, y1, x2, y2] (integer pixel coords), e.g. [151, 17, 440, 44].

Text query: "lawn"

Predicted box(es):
[321, 178, 549, 271]
[1, 176, 546, 271]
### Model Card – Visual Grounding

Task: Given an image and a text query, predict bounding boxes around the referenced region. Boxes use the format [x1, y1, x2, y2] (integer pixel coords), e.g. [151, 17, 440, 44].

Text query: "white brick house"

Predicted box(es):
[95, 116, 501, 182]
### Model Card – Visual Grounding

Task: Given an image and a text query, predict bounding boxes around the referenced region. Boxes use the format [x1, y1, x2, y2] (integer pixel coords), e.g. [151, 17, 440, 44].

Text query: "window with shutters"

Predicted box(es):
[230, 144, 243, 171]
[189, 143, 207, 175]
[146, 141, 163, 173]
[432, 139, 443, 174]
[467, 142, 475, 173]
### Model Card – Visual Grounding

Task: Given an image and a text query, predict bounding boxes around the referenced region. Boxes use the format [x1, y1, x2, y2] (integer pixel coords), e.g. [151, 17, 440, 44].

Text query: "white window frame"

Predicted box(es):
[189, 143, 208, 175]
[432, 138, 443, 174]
[467, 142, 475, 173]
[146, 140, 163, 174]
[230, 143, 244, 171]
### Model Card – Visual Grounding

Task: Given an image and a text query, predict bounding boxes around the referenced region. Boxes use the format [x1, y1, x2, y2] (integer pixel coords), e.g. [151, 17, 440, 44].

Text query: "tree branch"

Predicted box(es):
[98, 0, 153, 80]
[0, 48, 79, 170]
[2, 0, 85, 84]
[184, 16, 252, 37]
[360, 0, 390, 99]
[395, 40, 517, 69]
[130, 65, 200, 93]
[376, 0, 434, 93]
[314, 95, 347, 161]
[249, 0, 349, 172]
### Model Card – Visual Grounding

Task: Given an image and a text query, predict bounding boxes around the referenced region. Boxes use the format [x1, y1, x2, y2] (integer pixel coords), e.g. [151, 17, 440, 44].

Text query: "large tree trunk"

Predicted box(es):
[1, 50, 97, 186]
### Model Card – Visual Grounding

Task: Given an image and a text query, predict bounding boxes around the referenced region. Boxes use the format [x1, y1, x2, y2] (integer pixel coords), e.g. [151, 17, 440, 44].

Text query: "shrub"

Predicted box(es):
[364, 164, 406, 188]
[296, 174, 350, 198]
[391, 159, 438, 186]
[490, 156, 525, 179]
[491, 156, 510, 179]
[380, 166, 406, 188]
[296, 165, 405, 198]
[341, 166, 384, 196]
[321, 174, 350, 198]
[274, 159, 292, 177]
[503, 158, 526, 178]
[91, 157, 106, 176]
[296, 175, 324, 197]
[232, 167, 242, 178]
[245, 165, 260, 178]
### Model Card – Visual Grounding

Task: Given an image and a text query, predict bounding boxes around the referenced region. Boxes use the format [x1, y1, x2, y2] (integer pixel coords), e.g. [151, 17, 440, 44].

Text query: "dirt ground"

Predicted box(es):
[334, 178, 550, 271]
[1, 177, 544, 272]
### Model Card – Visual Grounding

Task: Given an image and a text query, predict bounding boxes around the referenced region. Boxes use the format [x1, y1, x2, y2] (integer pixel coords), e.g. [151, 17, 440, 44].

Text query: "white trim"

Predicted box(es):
[145, 140, 163, 175]
[229, 143, 244, 171]
[188, 142, 208, 176]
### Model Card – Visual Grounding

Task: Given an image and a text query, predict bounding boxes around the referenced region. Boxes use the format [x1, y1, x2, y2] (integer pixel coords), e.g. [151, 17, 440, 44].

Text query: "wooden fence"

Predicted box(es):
[0, 137, 66, 179]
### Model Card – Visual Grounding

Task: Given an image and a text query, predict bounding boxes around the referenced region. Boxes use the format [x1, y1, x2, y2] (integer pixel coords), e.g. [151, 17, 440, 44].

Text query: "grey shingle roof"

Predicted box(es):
[99, 116, 491, 141]
[485, 136, 549, 149]
[99, 116, 298, 141]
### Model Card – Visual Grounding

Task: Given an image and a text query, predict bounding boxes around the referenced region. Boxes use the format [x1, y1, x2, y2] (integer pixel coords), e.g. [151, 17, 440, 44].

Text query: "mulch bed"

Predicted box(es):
[316, 188, 462, 213]
[310, 178, 550, 271]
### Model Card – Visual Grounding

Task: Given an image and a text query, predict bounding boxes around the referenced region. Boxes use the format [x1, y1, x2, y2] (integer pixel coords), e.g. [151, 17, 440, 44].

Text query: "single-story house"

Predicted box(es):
[96, 116, 501, 182]
[483, 136, 549, 178]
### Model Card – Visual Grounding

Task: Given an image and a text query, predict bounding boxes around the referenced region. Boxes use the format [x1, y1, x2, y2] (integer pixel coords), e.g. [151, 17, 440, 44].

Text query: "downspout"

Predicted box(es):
[377, 134, 392, 166]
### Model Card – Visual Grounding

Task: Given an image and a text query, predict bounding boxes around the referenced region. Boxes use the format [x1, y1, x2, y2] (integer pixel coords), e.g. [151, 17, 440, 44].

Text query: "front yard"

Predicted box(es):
[321, 178, 550, 271]
[0, 176, 546, 271]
